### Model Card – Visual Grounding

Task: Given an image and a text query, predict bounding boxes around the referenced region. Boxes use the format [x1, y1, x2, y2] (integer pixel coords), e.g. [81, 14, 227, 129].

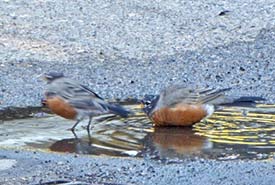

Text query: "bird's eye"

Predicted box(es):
[145, 101, 151, 105]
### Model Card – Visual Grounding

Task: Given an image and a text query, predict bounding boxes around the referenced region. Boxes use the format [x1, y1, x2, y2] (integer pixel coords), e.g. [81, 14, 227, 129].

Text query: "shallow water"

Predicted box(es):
[0, 102, 275, 161]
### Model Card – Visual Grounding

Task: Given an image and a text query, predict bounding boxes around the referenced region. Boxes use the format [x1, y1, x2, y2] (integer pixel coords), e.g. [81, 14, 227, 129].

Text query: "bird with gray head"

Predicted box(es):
[42, 72, 131, 131]
[43, 72, 65, 83]
[142, 85, 265, 126]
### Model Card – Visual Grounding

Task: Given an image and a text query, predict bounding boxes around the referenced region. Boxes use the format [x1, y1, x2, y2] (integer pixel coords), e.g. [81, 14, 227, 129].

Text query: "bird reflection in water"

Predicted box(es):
[49, 131, 92, 154]
[49, 124, 212, 159]
[143, 127, 213, 159]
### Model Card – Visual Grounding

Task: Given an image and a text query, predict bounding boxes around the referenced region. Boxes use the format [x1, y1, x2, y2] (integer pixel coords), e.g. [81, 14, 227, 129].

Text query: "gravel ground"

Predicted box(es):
[0, 0, 274, 108]
[0, 0, 275, 184]
[0, 149, 275, 185]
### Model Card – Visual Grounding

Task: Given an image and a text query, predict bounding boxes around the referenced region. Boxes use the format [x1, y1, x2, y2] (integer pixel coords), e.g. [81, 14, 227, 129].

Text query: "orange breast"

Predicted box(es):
[151, 104, 207, 126]
[45, 97, 77, 120]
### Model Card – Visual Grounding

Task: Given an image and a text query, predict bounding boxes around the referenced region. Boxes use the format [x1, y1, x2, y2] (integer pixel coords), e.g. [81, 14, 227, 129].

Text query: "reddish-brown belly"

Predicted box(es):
[46, 97, 77, 120]
[151, 104, 207, 126]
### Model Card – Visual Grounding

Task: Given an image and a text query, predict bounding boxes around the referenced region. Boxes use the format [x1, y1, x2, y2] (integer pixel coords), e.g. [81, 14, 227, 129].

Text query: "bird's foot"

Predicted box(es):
[68, 127, 76, 132]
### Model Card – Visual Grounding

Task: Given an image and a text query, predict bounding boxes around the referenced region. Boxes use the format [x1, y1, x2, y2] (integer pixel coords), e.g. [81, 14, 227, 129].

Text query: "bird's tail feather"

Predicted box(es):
[221, 96, 266, 107]
[107, 104, 131, 118]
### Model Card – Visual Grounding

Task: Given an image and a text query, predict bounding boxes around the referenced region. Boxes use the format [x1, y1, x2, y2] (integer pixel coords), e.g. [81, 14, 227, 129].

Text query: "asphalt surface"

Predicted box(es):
[1, 149, 275, 185]
[0, 0, 274, 108]
[0, 0, 275, 184]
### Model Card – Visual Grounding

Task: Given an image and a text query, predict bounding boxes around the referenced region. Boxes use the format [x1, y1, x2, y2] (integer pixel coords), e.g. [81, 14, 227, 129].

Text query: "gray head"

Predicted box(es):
[43, 72, 64, 82]
[141, 94, 160, 116]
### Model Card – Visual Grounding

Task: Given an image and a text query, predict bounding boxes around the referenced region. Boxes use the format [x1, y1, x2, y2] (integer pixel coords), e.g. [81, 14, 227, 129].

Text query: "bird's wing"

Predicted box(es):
[196, 88, 231, 104]
[46, 78, 104, 100]
[79, 84, 103, 100]
[45, 77, 109, 112]
[156, 85, 231, 108]
[68, 97, 109, 113]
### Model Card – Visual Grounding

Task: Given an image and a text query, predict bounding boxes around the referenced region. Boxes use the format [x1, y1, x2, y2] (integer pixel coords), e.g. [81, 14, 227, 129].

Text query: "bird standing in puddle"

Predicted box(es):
[42, 72, 130, 132]
[142, 85, 265, 127]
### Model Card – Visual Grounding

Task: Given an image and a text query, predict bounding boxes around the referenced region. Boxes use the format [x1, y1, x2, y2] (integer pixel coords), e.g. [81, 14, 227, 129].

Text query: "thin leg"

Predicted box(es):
[86, 117, 95, 143]
[71, 129, 78, 139]
[86, 117, 93, 131]
[87, 126, 92, 145]
[71, 119, 81, 131]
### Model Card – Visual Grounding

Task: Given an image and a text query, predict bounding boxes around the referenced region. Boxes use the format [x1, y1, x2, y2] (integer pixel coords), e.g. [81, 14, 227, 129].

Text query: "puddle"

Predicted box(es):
[0, 102, 275, 161]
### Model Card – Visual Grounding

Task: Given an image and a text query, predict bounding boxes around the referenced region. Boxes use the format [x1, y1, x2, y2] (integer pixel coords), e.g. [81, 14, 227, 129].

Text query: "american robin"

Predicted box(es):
[42, 72, 131, 131]
[142, 85, 265, 127]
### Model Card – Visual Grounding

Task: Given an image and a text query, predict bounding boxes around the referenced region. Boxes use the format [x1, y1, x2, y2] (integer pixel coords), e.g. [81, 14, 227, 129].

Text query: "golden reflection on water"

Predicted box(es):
[194, 105, 275, 147]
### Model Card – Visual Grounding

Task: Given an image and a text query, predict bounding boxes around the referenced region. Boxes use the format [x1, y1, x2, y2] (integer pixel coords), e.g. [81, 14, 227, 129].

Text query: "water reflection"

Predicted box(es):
[48, 126, 212, 158]
[194, 105, 275, 160]
[50, 137, 91, 154]
[194, 105, 275, 146]
[0, 102, 275, 161]
[143, 127, 212, 161]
